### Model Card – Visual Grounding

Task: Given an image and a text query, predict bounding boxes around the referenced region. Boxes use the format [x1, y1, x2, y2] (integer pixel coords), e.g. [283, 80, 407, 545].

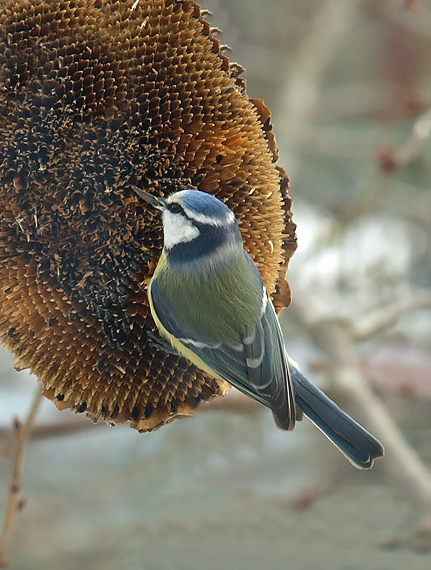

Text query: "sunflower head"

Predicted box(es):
[0, 0, 296, 431]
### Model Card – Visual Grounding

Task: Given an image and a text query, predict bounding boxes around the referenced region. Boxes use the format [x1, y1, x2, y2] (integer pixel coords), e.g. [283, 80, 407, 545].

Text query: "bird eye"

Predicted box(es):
[168, 203, 183, 214]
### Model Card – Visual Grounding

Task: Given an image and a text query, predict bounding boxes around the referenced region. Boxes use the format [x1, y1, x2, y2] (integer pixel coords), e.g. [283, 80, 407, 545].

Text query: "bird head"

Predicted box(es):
[134, 187, 243, 264]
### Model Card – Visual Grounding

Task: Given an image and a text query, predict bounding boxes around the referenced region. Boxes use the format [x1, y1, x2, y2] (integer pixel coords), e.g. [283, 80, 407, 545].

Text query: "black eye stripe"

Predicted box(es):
[167, 202, 184, 215]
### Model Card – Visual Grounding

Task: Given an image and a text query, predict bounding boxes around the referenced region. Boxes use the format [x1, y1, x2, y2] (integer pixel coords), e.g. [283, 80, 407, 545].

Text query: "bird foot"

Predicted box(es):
[146, 329, 179, 356]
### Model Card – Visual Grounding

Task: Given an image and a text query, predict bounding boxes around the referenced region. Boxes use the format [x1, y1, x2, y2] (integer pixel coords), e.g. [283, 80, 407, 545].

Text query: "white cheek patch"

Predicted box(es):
[163, 210, 200, 249]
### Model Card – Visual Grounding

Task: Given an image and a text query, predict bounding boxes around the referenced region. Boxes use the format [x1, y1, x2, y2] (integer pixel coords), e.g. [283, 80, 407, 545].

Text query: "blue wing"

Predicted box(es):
[150, 262, 296, 431]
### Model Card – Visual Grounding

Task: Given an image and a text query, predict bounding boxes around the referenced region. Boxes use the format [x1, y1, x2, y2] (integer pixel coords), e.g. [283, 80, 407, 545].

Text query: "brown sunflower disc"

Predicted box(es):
[0, 0, 297, 431]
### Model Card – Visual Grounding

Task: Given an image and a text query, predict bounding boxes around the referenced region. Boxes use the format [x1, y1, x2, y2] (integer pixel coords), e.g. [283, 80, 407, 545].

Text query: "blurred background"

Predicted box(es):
[1, 0, 430, 568]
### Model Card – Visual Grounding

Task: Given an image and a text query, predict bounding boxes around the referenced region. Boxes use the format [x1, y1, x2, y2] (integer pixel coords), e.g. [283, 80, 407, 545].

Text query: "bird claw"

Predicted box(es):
[146, 329, 179, 356]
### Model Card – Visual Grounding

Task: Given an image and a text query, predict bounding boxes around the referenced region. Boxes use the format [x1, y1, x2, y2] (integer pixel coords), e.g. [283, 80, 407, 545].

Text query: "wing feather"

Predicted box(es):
[150, 259, 296, 430]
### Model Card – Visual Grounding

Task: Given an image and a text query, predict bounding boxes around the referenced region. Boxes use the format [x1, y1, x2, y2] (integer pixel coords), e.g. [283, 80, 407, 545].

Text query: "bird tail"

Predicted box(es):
[290, 366, 384, 469]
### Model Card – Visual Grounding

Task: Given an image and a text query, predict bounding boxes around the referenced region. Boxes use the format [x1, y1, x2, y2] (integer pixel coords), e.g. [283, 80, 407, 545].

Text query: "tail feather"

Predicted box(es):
[291, 366, 384, 469]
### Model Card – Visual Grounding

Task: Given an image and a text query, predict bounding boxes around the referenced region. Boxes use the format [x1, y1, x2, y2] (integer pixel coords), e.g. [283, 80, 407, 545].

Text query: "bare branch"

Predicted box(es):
[277, 0, 362, 179]
[0, 393, 256, 449]
[0, 384, 43, 568]
[292, 291, 431, 548]
[352, 290, 431, 341]
[0, 416, 102, 447]
[319, 322, 431, 548]
[201, 389, 258, 412]
[377, 107, 431, 174]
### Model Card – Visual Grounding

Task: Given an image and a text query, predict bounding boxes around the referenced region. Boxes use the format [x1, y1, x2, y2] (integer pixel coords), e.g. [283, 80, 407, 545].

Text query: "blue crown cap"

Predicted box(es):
[180, 190, 231, 219]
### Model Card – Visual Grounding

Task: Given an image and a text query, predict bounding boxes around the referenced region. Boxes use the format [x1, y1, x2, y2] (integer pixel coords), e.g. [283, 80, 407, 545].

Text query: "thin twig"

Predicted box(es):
[377, 107, 431, 174]
[313, 319, 431, 549]
[201, 389, 258, 412]
[352, 290, 431, 341]
[292, 291, 431, 549]
[0, 416, 100, 446]
[277, 0, 362, 179]
[0, 384, 43, 568]
[334, 108, 431, 232]
[0, 393, 257, 447]
[318, 109, 431, 234]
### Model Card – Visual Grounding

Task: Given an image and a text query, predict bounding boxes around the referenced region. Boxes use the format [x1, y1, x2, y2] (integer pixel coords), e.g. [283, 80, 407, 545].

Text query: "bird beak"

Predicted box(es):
[132, 186, 166, 210]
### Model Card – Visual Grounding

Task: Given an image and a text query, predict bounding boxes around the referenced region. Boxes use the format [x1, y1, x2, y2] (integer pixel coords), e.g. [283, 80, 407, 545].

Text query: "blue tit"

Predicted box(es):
[134, 186, 384, 469]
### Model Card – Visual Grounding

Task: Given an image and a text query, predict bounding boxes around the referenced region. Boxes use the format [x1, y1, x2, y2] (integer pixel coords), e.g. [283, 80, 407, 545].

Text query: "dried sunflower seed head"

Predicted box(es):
[0, 0, 297, 431]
